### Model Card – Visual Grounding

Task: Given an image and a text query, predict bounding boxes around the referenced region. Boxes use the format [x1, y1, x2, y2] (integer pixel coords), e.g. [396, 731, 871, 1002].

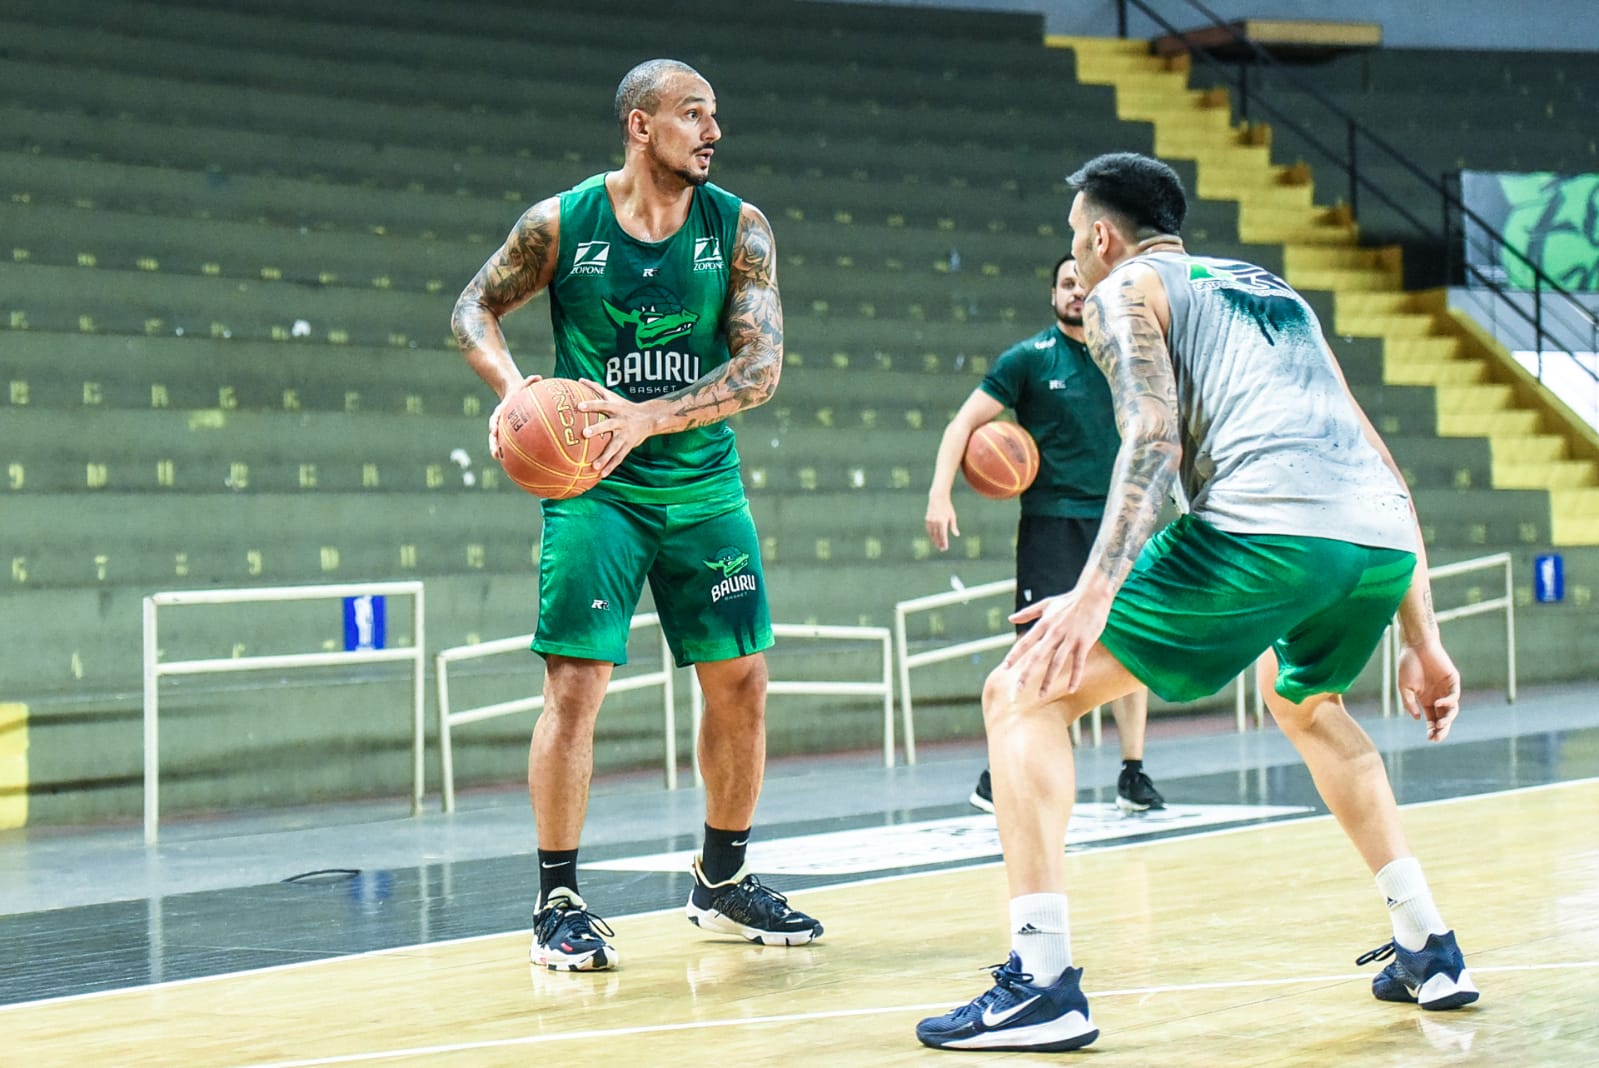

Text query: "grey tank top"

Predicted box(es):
[1129, 251, 1416, 552]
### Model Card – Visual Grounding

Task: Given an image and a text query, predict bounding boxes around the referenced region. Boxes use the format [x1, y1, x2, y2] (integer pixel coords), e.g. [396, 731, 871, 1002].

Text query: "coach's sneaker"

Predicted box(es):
[530, 889, 618, 971]
[916, 952, 1098, 1052]
[685, 858, 823, 945]
[1357, 931, 1479, 1010]
[1116, 765, 1165, 813]
[969, 769, 995, 813]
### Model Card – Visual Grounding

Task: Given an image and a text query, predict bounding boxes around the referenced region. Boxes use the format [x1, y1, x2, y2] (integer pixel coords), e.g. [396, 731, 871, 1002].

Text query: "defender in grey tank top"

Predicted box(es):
[918, 152, 1476, 1056]
[1131, 251, 1415, 553]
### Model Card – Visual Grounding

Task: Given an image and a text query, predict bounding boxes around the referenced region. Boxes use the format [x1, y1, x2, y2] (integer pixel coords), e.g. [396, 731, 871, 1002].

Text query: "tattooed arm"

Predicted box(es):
[675, 201, 784, 423]
[582, 202, 783, 475]
[451, 197, 560, 425]
[1079, 264, 1182, 597]
[1003, 262, 1180, 695]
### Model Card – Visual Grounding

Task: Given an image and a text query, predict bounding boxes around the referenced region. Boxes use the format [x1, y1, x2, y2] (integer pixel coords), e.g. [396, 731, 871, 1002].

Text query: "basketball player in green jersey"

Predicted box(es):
[451, 59, 822, 972]
[918, 152, 1476, 1053]
[925, 253, 1164, 816]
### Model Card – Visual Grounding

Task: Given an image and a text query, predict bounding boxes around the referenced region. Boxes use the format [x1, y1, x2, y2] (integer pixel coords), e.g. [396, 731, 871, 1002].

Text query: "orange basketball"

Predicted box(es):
[961, 420, 1040, 500]
[496, 378, 610, 499]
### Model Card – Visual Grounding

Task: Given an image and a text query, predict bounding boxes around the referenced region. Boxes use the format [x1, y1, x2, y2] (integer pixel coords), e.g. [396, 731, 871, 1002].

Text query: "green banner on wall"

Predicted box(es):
[1461, 170, 1599, 292]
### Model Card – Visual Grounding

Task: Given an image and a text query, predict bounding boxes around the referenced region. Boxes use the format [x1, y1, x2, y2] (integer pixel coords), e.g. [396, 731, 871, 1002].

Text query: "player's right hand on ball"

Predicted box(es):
[488, 374, 542, 460]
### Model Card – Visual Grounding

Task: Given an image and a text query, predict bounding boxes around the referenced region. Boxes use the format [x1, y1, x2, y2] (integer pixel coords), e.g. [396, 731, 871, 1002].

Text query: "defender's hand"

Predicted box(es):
[1397, 639, 1462, 742]
[1003, 586, 1113, 698]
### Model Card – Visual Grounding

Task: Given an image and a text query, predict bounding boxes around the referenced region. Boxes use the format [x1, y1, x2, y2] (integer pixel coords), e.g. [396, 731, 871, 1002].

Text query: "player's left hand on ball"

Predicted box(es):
[487, 373, 543, 460]
[575, 381, 650, 478]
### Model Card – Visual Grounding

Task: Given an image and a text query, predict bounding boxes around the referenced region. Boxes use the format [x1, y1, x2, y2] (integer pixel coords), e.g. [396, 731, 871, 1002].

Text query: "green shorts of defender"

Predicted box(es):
[532, 491, 773, 668]
[1099, 515, 1416, 704]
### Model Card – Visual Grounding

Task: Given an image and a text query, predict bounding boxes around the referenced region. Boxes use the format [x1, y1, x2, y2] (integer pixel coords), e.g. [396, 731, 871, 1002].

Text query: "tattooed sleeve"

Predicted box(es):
[1082, 267, 1183, 588]
[451, 197, 559, 361]
[658, 202, 784, 428]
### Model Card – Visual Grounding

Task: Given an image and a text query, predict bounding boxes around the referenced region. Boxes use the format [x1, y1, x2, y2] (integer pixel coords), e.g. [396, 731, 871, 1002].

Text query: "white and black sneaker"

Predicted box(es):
[686, 859, 823, 946]
[1116, 766, 1165, 813]
[531, 889, 618, 971]
[969, 769, 995, 813]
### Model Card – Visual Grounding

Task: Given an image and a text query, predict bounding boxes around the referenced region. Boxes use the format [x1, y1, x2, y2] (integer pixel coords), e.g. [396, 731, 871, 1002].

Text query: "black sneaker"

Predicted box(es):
[1116, 766, 1165, 813]
[1358, 931, 1479, 1010]
[969, 769, 995, 813]
[530, 888, 618, 971]
[686, 858, 824, 946]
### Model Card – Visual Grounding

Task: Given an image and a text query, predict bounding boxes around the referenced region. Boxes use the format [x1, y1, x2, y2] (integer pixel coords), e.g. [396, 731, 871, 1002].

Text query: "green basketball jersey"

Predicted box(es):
[980, 326, 1119, 518]
[550, 173, 746, 505]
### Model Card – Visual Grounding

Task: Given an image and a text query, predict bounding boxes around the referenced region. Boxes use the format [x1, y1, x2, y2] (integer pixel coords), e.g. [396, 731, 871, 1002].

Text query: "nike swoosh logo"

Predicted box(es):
[982, 995, 1040, 1028]
[730, 839, 749, 848]
[540, 861, 569, 869]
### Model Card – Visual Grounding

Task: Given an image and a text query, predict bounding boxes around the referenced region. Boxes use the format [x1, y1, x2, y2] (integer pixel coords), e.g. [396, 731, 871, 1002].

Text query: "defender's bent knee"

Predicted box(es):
[981, 663, 1093, 729]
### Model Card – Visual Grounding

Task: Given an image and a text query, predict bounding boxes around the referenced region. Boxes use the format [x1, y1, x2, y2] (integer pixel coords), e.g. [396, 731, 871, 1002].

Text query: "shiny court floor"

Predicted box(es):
[3, 680, 1596, 1014]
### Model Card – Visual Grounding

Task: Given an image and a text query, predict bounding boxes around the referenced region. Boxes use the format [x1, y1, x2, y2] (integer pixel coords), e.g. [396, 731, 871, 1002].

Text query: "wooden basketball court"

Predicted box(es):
[7, 778, 1595, 1066]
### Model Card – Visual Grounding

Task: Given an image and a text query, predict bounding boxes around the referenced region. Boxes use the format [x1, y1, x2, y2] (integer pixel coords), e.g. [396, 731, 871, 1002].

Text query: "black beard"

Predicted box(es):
[673, 167, 710, 187]
[1057, 312, 1083, 328]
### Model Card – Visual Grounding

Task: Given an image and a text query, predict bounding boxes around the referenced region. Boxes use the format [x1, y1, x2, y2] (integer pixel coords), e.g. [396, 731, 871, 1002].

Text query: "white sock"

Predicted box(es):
[1375, 857, 1448, 950]
[1010, 893, 1072, 985]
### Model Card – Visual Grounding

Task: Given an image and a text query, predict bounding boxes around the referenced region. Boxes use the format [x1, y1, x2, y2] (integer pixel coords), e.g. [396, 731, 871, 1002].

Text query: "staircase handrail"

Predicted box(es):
[1114, 0, 1598, 385]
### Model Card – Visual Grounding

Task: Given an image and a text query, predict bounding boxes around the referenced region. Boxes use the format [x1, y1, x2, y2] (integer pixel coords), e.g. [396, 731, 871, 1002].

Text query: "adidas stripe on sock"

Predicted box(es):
[1376, 856, 1448, 951]
[1010, 892, 1072, 986]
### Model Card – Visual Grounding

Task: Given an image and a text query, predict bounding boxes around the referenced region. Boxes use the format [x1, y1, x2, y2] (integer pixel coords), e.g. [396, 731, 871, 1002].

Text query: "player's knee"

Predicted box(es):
[697, 655, 768, 717]
[981, 664, 1046, 727]
[1266, 691, 1342, 736]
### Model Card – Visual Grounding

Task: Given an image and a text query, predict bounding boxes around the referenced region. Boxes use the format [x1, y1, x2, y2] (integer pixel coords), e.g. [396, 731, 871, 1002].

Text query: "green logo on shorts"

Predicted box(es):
[706, 547, 756, 603]
[705, 547, 750, 578]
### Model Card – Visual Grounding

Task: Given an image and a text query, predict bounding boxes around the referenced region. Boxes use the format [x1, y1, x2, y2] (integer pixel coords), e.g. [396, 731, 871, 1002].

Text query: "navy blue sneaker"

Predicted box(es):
[686, 859, 823, 946]
[1357, 931, 1479, 1010]
[530, 889, 618, 971]
[916, 952, 1098, 1052]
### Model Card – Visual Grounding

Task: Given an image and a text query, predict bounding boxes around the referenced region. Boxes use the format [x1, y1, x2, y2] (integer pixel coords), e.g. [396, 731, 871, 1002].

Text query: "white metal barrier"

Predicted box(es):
[893, 580, 1266, 760]
[141, 581, 426, 845]
[434, 613, 676, 812]
[893, 580, 1107, 764]
[688, 623, 896, 787]
[1381, 552, 1516, 717]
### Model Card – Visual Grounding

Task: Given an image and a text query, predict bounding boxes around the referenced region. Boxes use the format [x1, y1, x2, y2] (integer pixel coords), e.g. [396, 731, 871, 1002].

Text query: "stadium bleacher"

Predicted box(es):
[3, 0, 1594, 824]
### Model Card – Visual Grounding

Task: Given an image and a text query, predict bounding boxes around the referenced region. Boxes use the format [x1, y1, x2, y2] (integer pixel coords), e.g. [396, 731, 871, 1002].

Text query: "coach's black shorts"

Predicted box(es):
[1013, 514, 1102, 633]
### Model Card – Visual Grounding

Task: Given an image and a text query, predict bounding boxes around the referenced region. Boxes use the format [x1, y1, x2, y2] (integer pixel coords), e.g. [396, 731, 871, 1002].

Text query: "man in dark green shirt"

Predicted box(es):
[452, 58, 821, 973]
[925, 254, 1164, 815]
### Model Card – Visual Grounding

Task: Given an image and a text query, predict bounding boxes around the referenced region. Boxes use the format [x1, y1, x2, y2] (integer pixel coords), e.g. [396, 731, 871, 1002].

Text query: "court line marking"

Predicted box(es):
[225, 959, 1599, 1068]
[3, 775, 1593, 1015]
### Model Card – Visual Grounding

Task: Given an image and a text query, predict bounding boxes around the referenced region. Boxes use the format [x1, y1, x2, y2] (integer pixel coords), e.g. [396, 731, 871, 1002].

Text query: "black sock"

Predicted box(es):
[537, 848, 580, 905]
[700, 823, 750, 884]
[1121, 759, 1143, 775]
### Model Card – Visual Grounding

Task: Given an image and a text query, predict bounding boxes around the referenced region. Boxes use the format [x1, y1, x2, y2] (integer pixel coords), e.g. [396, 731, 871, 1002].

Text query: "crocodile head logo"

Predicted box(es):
[704, 547, 751, 579]
[603, 286, 699, 348]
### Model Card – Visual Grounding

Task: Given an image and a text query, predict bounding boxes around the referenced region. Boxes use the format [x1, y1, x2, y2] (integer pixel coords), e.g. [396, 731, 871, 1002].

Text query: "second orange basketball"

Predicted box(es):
[961, 420, 1040, 500]
[497, 378, 611, 499]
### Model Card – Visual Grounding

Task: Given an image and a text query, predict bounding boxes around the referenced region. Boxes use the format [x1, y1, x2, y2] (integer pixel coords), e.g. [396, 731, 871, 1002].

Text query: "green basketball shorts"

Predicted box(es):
[1098, 515, 1416, 704]
[532, 489, 774, 667]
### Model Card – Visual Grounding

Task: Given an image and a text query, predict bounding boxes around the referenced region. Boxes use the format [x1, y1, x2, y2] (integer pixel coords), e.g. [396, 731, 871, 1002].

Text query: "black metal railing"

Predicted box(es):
[1114, 0, 1599, 390]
